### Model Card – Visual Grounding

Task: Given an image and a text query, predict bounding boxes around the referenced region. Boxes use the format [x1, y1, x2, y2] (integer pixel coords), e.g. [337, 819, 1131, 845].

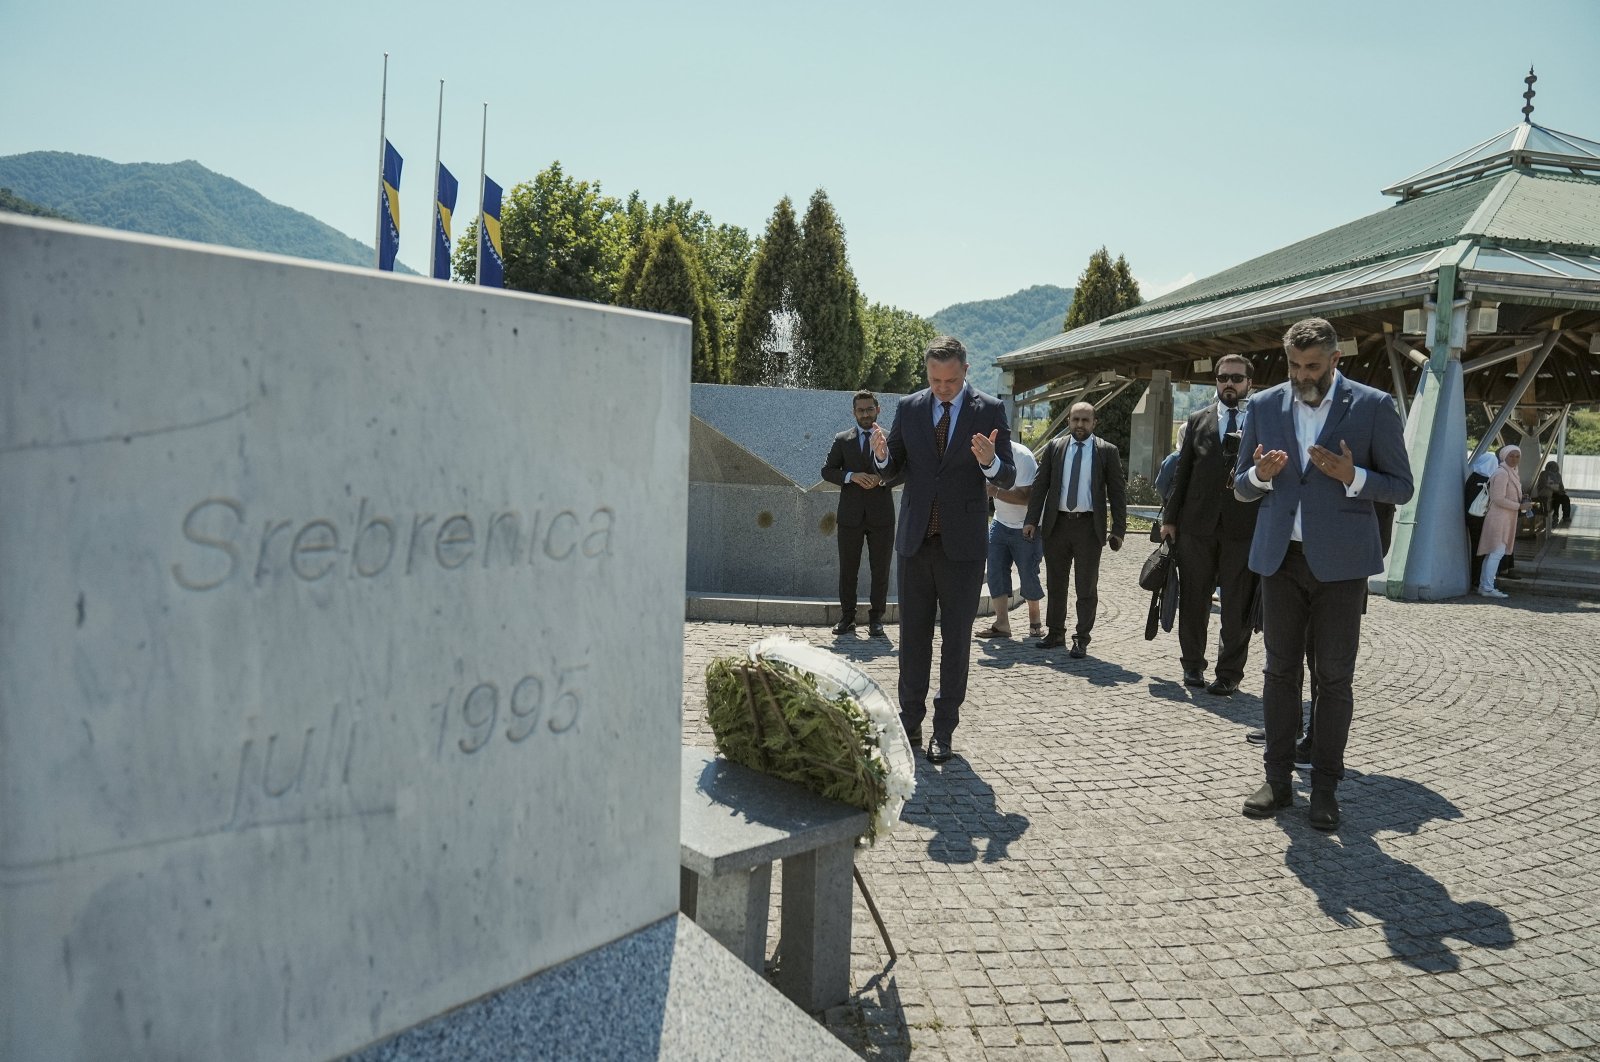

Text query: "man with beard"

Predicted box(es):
[1233, 318, 1412, 830]
[821, 389, 898, 637]
[1161, 354, 1260, 696]
[1024, 402, 1126, 659]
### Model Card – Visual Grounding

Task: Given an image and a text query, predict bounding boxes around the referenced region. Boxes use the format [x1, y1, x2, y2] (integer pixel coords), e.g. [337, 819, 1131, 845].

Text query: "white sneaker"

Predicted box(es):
[1478, 587, 1508, 598]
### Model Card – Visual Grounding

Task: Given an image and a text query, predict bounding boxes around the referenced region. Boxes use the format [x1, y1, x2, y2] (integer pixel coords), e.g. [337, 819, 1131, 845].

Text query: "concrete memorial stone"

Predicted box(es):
[0, 217, 691, 1060]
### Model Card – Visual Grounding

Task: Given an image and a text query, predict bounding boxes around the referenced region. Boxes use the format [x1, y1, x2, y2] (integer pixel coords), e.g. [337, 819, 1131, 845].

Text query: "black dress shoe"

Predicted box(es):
[926, 736, 953, 764]
[1037, 632, 1066, 649]
[831, 617, 857, 635]
[1069, 637, 1086, 659]
[868, 621, 886, 637]
[1243, 781, 1293, 817]
[1182, 669, 1205, 688]
[1206, 677, 1240, 696]
[904, 725, 923, 747]
[1309, 786, 1340, 830]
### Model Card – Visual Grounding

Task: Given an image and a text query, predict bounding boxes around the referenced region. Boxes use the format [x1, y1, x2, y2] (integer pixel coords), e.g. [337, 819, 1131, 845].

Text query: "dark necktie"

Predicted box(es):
[928, 401, 952, 536]
[1066, 440, 1085, 511]
[860, 431, 868, 454]
[1225, 407, 1238, 437]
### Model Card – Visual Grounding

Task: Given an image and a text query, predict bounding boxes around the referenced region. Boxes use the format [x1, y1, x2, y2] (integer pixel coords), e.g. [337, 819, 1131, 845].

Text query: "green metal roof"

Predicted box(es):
[1096, 169, 1600, 329]
[1475, 170, 1600, 247]
[1381, 121, 1600, 198]
[1107, 178, 1497, 322]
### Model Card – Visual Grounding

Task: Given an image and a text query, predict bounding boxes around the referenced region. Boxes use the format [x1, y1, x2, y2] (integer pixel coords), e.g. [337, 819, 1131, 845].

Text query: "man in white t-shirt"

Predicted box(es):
[974, 442, 1044, 639]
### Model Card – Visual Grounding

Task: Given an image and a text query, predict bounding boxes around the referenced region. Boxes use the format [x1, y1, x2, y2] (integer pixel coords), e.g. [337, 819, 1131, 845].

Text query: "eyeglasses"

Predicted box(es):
[1215, 373, 1249, 384]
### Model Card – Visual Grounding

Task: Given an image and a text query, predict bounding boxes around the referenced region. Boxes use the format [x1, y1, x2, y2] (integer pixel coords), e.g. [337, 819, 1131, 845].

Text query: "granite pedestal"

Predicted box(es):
[678, 747, 869, 1012]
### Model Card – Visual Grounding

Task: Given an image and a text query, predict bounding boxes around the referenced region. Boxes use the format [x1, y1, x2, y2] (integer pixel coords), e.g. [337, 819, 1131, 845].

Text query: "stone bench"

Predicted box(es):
[678, 746, 869, 1012]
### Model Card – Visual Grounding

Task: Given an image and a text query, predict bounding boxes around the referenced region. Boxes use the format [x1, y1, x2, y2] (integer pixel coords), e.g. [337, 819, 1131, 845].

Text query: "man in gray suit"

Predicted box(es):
[1024, 402, 1127, 659]
[1234, 318, 1413, 830]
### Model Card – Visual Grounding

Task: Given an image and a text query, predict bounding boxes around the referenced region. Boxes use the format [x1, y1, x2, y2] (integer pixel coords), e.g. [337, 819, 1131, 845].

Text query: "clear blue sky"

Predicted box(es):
[3, 1, 1597, 316]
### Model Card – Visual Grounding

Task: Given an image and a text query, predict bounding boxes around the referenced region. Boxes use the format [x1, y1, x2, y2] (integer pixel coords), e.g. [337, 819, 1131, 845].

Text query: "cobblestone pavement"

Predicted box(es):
[681, 546, 1600, 1060]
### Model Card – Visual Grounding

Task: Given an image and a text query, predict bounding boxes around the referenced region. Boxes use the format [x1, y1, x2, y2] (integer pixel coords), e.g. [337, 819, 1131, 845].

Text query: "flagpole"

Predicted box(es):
[430, 79, 444, 280]
[476, 102, 487, 286]
[374, 52, 389, 270]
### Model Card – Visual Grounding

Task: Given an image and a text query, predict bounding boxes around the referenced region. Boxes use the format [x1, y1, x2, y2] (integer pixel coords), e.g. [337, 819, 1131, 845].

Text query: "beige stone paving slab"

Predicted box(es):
[682, 546, 1600, 1060]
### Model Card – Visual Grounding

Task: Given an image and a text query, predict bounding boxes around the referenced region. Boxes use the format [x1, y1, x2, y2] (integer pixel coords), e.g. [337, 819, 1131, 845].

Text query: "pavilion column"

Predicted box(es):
[1386, 254, 1472, 600]
[1128, 369, 1172, 485]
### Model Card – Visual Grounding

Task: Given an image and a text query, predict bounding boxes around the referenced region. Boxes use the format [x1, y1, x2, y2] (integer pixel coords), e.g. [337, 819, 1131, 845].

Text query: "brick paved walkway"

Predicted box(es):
[681, 545, 1600, 1060]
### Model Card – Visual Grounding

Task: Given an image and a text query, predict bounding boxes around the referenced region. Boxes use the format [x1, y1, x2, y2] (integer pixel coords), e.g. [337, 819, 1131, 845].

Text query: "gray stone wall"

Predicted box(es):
[0, 217, 690, 1061]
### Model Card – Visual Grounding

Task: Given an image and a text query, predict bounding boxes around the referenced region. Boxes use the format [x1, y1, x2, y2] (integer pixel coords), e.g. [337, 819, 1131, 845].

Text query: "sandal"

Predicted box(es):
[974, 624, 1012, 639]
[1029, 623, 1044, 638]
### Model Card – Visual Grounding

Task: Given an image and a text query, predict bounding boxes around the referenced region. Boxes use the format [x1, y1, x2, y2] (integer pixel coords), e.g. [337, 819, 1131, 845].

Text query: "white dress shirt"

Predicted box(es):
[1058, 435, 1096, 512]
[1248, 373, 1368, 542]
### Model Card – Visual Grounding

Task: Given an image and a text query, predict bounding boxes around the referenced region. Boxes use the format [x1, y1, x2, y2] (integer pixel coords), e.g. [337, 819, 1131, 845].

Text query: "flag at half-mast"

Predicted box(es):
[378, 140, 403, 272]
[433, 163, 458, 280]
[479, 175, 504, 288]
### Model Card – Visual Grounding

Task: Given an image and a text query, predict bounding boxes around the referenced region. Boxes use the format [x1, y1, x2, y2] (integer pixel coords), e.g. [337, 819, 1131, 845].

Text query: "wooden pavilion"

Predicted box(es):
[997, 71, 1600, 600]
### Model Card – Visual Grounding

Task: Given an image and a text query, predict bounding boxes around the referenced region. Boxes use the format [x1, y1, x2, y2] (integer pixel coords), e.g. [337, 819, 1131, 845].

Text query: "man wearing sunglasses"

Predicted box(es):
[1160, 354, 1260, 697]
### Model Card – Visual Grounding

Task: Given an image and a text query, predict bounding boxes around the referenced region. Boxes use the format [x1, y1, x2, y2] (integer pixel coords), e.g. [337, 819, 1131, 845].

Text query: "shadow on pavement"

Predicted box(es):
[829, 970, 911, 1061]
[826, 633, 898, 662]
[900, 756, 1030, 865]
[1282, 773, 1515, 972]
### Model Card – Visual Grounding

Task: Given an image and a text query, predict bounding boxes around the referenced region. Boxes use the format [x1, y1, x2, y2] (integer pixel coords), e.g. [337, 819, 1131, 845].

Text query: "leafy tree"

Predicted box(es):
[451, 161, 631, 301]
[731, 197, 803, 385]
[1056, 247, 1144, 456]
[795, 189, 867, 390]
[861, 300, 936, 393]
[617, 223, 725, 383]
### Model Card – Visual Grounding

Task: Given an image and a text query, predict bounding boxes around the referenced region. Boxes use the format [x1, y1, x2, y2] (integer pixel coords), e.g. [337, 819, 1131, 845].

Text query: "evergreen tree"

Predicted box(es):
[731, 197, 802, 385]
[621, 193, 754, 357]
[619, 223, 725, 383]
[1063, 246, 1142, 331]
[1057, 247, 1145, 456]
[795, 189, 866, 390]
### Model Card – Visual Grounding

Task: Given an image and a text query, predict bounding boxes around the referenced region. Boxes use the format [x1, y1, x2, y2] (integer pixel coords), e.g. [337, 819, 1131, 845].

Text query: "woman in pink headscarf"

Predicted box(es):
[1476, 444, 1532, 598]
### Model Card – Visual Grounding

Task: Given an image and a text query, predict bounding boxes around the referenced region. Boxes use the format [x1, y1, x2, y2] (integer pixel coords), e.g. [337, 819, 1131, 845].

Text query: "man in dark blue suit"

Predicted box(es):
[1234, 318, 1413, 830]
[870, 336, 1015, 764]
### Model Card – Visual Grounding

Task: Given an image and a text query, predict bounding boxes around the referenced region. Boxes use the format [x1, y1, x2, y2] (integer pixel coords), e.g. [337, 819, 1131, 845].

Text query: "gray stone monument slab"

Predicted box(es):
[0, 217, 690, 1061]
[348, 914, 858, 1061]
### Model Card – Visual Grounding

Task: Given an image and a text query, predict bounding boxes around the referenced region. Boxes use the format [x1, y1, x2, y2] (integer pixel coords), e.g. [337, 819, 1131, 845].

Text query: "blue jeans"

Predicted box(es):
[986, 521, 1043, 601]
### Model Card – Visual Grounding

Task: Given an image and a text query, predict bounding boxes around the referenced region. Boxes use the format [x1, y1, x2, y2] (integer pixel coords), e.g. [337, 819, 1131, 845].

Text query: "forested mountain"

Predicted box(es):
[0, 152, 385, 269]
[929, 284, 1073, 394]
[0, 186, 74, 219]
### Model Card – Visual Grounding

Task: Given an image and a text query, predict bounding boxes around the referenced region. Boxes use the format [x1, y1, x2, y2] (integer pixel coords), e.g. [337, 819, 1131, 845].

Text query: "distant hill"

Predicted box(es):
[929, 284, 1073, 394]
[0, 186, 75, 220]
[0, 151, 390, 270]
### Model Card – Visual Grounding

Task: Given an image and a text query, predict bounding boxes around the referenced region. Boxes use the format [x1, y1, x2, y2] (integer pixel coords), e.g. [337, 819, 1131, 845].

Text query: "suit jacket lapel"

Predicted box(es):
[1315, 378, 1354, 450]
[1281, 387, 1304, 476]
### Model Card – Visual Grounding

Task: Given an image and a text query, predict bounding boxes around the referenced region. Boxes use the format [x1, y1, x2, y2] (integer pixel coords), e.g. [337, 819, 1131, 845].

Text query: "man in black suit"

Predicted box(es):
[1160, 354, 1260, 696]
[1024, 402, 1127, 659]
[869, 336, 1015, 764]
[821, 389, 897, 637]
